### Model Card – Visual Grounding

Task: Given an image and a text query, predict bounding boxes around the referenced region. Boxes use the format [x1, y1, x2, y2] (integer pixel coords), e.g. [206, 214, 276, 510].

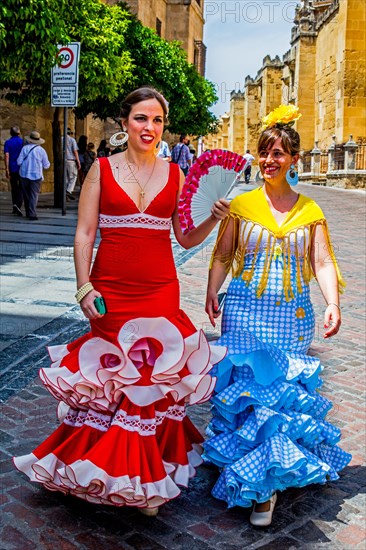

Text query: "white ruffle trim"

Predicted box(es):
[13, 447, 202, 508]
[42, 317, 226, 413]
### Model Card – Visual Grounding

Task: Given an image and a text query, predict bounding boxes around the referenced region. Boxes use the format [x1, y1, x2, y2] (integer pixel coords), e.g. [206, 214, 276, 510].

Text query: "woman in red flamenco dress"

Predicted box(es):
[13, 88, 229, 515]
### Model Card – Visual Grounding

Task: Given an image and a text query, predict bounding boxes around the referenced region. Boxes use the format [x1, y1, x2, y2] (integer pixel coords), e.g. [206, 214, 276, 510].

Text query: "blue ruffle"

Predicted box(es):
[203, 333, 352, 508]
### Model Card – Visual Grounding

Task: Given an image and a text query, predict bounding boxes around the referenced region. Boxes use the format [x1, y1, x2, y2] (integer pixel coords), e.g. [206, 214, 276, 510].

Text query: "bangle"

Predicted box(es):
[327, 302, 341, 311]
[75, 282, 94, 303]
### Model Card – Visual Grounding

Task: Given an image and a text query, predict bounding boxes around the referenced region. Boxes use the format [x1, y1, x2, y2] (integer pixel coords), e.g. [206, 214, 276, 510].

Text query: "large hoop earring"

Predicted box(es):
[286, 164, 298, 186]
[109, 131, 129, 147]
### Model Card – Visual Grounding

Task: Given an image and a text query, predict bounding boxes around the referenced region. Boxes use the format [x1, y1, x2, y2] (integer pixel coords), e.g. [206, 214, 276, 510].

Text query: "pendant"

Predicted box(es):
[140, 190, 145, 198]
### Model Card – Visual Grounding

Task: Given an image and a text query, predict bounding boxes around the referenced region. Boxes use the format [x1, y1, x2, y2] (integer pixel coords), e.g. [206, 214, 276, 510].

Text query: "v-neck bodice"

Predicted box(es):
[98, 157, 179, 220]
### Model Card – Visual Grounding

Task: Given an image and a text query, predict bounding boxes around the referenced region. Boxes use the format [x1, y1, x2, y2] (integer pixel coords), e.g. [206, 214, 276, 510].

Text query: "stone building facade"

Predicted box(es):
[108, 0, 205, 73]
[0, 0, 206, 192]
[205, 0, 366, 183]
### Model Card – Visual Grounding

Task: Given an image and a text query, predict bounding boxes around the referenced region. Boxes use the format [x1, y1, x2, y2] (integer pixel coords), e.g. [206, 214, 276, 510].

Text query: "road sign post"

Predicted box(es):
[51, 43, 81, 215]
[51, 43, 80, 107]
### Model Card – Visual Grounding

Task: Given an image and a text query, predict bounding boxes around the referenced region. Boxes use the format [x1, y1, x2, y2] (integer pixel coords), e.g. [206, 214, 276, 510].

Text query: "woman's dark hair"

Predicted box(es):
[120, 87, 169, 123]
[77, 135, 87, 154]
[257, 125, 300, 157]
[97, 139, 107, 152]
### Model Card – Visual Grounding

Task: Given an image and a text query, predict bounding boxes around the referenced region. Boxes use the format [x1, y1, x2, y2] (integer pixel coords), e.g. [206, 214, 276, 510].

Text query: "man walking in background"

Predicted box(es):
[64, 128, 81, 200]
[4, 126, 24, 216]
[17, 131, 50, 221]
[243, 149, 255, 184]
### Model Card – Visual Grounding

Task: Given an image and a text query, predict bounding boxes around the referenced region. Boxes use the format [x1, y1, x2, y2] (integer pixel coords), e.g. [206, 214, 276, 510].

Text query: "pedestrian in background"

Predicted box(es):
[4, 126, 24, 216]
[83, 142, 96, 176]
[243, 149, 255, 183]
[63, 128, 81, 201]
[204, 105, 351, 527]
[157, 139, 171, 161]
[97, 139, 110, 158]
[17, 131, 50, 221]
[171, 134, 191, 176]
[77, 135, 88, 187]
[187, 140, 196, 163]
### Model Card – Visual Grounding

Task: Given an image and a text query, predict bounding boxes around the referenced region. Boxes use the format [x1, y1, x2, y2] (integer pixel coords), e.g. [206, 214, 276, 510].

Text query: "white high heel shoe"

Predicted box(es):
[250, 493, 277, 527]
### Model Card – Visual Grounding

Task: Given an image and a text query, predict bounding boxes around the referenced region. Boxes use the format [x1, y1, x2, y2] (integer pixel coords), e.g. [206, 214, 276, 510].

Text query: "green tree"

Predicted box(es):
[1, 0, 218, 204]
[0, 0, 133, 105]
[74, 9, 219, 136]
[1, 0, 134, 205]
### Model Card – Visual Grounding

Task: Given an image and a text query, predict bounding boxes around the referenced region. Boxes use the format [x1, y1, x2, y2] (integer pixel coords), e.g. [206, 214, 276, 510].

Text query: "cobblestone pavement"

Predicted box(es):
[0, 184, 365, 549]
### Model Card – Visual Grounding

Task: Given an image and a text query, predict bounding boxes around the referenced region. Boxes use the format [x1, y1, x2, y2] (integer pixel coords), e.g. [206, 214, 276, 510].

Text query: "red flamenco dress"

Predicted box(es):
[14, 159, 226, 508]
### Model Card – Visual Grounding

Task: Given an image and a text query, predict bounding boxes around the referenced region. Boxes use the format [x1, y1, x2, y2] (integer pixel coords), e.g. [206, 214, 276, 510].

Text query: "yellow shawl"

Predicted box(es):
[211, 187, 345, 301]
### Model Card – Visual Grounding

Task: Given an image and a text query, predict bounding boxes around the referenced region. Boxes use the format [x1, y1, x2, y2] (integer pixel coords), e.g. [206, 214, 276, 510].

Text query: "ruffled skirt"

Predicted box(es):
[203, 287, 351, 508]
[14, 315, 226, 508]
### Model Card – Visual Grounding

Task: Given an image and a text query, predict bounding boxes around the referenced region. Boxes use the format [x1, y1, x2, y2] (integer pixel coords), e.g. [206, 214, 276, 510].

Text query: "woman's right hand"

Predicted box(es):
[205, 289, 222, 327]
[80, 289, 104, 320]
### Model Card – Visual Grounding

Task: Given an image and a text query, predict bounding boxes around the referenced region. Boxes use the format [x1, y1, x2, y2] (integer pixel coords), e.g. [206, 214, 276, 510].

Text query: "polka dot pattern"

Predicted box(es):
[202, 241, 352, 508]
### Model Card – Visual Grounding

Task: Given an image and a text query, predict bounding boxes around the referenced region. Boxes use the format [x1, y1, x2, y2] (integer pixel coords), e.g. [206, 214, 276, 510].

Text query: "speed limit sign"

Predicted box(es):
[57, 47, 75, 69]
[51, 42, 80, 107]
[51, 43, 80, 85]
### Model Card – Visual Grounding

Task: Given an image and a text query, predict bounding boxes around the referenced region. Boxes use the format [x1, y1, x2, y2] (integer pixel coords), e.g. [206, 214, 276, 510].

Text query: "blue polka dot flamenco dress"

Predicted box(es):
[203, 188, 351, 509]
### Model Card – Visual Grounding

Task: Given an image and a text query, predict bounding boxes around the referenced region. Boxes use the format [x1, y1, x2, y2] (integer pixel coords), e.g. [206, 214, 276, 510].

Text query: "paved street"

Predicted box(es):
[0, 184, 365, 549]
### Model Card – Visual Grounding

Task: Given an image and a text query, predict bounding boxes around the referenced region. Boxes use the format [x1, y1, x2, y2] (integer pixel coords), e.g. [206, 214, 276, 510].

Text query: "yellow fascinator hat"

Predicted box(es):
[261, 104, 302, 131]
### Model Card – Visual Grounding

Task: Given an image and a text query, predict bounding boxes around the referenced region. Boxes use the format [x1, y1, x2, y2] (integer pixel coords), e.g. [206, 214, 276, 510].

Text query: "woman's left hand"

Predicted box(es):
[323, 304, 341, 338]
[211, 198, 231, 221]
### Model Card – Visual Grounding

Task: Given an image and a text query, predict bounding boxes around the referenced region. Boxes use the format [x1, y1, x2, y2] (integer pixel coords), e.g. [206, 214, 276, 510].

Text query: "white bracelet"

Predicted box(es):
[75, 282, 94, 303]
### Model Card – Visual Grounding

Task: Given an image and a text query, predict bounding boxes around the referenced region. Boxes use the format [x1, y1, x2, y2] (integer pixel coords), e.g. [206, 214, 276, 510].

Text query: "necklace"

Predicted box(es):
[125, 152, 157, 210]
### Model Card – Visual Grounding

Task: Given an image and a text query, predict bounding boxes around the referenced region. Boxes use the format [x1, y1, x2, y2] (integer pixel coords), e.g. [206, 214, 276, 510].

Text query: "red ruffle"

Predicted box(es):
[14, 317, 226, 507]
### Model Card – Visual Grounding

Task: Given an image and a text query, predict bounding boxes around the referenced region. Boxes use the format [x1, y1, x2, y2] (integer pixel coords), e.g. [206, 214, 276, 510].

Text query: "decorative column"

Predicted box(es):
[327, 135, 337, 172]
[344, 135, 358, 171]
[311, 140, 321, 177]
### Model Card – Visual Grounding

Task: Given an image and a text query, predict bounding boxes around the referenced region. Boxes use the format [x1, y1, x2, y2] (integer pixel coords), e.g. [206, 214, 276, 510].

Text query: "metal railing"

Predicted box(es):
[333, 144, 345, 170]
[320, 152, 328, 173]
[303, 142, 366, 174]
[302, 152, 311, 173]
[356, 143, 366, 170]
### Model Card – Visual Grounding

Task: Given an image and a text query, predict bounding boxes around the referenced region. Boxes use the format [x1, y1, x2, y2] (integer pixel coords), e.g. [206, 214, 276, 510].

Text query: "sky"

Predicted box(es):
[203, 0, 298, 117]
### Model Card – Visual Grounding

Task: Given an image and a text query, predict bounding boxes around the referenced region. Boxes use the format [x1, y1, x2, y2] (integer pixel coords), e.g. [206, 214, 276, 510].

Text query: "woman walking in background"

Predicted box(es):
[83, 142, 96, 178]
[77, 135, 87, 187]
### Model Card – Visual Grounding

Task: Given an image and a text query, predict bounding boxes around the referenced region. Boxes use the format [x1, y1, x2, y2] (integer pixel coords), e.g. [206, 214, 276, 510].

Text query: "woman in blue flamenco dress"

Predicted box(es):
[204, 106, 351, 526]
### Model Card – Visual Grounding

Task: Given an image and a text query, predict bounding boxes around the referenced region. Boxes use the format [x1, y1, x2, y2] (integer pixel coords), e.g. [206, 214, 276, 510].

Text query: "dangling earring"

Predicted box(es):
[154, 141, 161, 157]
[109, 131, 129, 147]
[255, 170, 264, 184]
[286, 164, 298, 186]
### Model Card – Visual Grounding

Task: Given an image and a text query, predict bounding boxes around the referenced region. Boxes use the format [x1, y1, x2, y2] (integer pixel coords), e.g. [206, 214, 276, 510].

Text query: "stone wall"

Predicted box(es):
[343, 0, 366, 142]
[314, 0, 344, 148]
[314, 172, 366, 189]
[118, 0, 168, 38]
[228, 92, 244, 153]
[165, 0, 204, 64]
[243, 83, 261, 167]
[258, 57, 284, 121]
[205, 0, 366, 188]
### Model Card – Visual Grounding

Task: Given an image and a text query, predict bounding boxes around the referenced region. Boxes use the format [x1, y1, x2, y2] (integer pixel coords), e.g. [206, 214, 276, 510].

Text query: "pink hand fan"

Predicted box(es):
[178, 149, 246, 234]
